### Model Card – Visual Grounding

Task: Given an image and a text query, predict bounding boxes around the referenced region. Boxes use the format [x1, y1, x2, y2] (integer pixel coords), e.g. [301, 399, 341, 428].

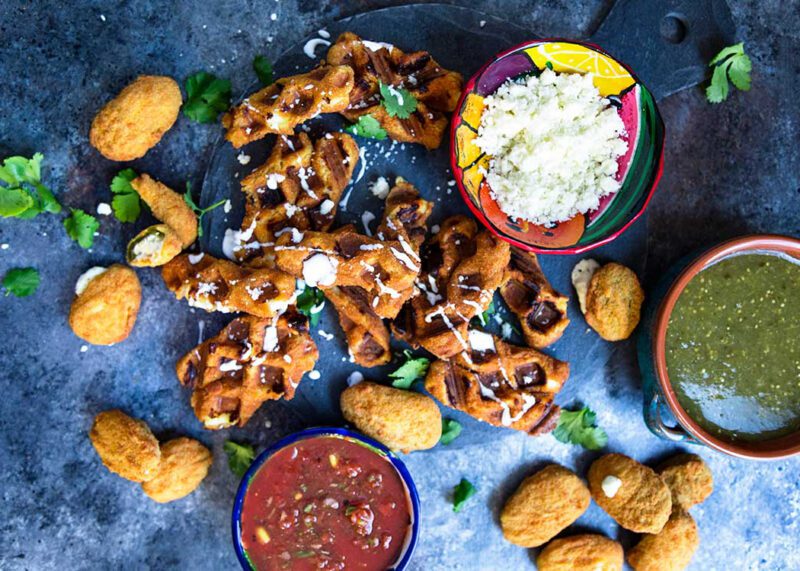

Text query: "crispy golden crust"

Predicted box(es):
[585, 263, 644, 341]
[223, 65, 354, 147]
[340, 382, 442, 453]
[500, 248, 570, 349]
[588, 453, 672, 534]
[325, 286, 391, 368]
[327, 32, 463, 149]
[141, 437, 213, 503]
[537, 535, 624, 571]
[657, 454, 714, 509]
[424, 335, 568, 435]
[627, 509, 700, 571]
[161, 253, 297, 318]
[89, 75, 182, 161]
[176, 314, 318, 429]
[126, 224, 183, 267]
[89, 410, 161, 482]
[500, 465, 590, 547]
[69, 265, 141, 345]
[131, 174, 198, 247]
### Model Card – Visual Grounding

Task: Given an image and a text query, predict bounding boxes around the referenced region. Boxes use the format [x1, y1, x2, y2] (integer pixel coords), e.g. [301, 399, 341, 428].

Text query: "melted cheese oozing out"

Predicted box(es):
[75, 266, 107, 295]
[302, 254, 338, 287]
[468, 329, 496, 352]
[602, 474, 623, 498]
[571, 258, 601, 314]
[132, 233, 165, 260]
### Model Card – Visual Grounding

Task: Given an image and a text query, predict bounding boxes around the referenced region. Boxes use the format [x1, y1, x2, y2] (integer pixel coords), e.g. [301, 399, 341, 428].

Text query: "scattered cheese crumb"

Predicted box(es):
[237, 152, 251, 165]
[368, 176, 390, 199]
[347, 371, 364, 386]
[309, 370, 321, 380]
[97, 202, 112, 216]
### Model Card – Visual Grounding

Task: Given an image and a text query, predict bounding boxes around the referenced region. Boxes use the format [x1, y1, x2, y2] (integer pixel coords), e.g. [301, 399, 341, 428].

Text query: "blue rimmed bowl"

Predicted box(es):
[232, 427, 420, 570]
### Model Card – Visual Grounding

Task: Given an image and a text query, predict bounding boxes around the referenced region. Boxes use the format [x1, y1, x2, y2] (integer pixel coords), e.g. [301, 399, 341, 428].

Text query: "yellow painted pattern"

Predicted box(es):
[460, 93, 485, 130]
[455, 124, 483, 169]
[462, 154, 489, 199]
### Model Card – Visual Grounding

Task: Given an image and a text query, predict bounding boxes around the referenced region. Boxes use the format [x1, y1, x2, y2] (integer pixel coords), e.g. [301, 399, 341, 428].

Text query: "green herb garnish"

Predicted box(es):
[706, 43, 752, 103]
[223, 441, 255, 478]
[63, 208, 100, 249]
[379, 81, 417, 119]
[110, 168, 141, 222]
[344, 115, 388, 140]
[296, 286, 325, 327]
[0, 153, 60, 219]
[2, 267, 40, 297]
[440, 418, 462, 445]
[389, 350, 430, 389]
[183, 71, 232, 123]
[294, 550, 315, 559]
[552, 406, 608, 451]
[452, 478, 477, 512]
[253, 55, 274, 87]
[183, 182, 226, 237]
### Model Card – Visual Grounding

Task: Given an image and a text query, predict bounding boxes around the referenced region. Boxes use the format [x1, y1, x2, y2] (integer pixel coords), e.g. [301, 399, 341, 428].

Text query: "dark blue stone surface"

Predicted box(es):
[1, 1, 798, 570]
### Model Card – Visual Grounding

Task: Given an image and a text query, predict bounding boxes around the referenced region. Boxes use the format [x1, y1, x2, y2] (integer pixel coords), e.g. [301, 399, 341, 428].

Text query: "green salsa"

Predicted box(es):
[665, 252, 800, 443]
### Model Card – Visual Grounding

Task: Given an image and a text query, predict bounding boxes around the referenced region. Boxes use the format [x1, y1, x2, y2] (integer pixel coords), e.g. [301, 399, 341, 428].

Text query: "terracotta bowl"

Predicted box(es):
[450, 39, 665, 254]
[641, 235, 800, 460]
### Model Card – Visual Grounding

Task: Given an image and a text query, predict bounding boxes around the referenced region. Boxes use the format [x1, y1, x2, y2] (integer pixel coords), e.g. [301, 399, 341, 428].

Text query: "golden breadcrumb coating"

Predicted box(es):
[141, 437, 213, 503]
[627, 509, 700, 571]
[588, 453, 672, 534]
[89, 410, 161, 482]
[126, 224, 183, 267]
[69, 264, 141, 345]
[131, 174, 197, 247]
[89, 75, 182, 161]
[500, 464, 590, 547]
[340, 382, 441, 453]
[584, 262, 644, 341]
[658, 454, 714, 509]
[537, 534, 624, 571]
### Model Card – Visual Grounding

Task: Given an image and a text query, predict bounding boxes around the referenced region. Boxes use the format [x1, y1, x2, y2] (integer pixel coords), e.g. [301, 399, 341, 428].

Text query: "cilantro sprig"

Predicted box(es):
[183, 71, 232, 124]
[552, 406, 608, 451]
[110, 168, 141, 223]
[223, 441, 255, 478]
[706, 43, 752, 103]
[296, 286, 325, 327]
[452, 478, 477, 512]
[183, 182, 226, 237]
[345, 115, 387, 141]
[63, 208, 100, 249]
[2, 267, 40, 297]
[379, 82, 417, 119]
[253, 55, 274, 87]
[389, 350, 430, 389]
[440, 418, 462, 445]
[0, 153, 60, 219]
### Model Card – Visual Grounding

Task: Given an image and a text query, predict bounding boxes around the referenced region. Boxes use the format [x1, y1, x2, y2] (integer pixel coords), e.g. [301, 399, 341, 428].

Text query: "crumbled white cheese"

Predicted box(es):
[468, 329, 496, 352]
[501, 322, 514, 339]
[266, 173, 285, 190]
[131, 232, 164, 260]
[302, 254, 338, 287]
[263, 325, 279, 352]
[80, 345, 89, 353]
[317, 329, 334, 341]
[309, 370, 321, 380]
[96, 202, 112, 216]
[223, 199, 232, 213]
[475, 69, 628, 226]
[572, 258, 601, 314]
[602, 475, 623, 498]
[75, 266, 107, 295]
[368, 176, 390, 199]
[237, 152, 251, 165]
[319, 199, 335, 215]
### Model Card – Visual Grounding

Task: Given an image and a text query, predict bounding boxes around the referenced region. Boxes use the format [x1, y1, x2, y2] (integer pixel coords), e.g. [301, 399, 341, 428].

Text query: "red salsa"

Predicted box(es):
[240, 435, 412, 570]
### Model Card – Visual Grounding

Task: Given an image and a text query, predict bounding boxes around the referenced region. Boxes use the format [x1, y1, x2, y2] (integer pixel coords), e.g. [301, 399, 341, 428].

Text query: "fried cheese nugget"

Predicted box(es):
[89, 410, 161, 482]
[627, 509, 700, 571]
[500, 464, 590, 547]
[588, 454, 672, 534]
[141, 437, 213, 503]
[126, 224, 184, 267]
[131, 174, 198, 247]
[537, 534, 624, 571]
[69, 265, 141, 345]
[90, 75, 182, 161]
[657, 454, 714, 509]
[584, 262, 644, 341]
[340, 382, 441, 453]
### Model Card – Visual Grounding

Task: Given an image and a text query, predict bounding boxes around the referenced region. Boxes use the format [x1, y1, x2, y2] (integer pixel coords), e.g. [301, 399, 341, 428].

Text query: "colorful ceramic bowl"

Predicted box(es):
[450, 39, 665, 254]
[637, 235, 800, 460]
[232, 427, 420, 570]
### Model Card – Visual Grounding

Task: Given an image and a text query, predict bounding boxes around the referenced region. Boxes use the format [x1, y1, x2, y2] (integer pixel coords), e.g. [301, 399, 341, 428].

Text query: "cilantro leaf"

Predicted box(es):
[183, 182, 226, 237]
[223, 441, 255, 478]
[0, 153, 61, 218]
[552, 406, 608, 450]
[63, 208, 100, 249]
[706, 42, 752, 103]
[253, 55, 274, 87]
[440, 418, 462, 445]
[345, 115, 388, 140]
[389, 350, 430, 389]
[296, 286, 325, 327]
[2, 267, 40, 297]
[109, 168, 141, 222]
[379, 82, 417, 119]
[110, 168, 137, 194]
[183, 71, 232, 124]
[452, 478, 477, 512]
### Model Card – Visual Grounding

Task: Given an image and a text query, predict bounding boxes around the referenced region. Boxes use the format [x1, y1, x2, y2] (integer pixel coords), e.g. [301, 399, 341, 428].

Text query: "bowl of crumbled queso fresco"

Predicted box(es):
[451, 40, 665, 253]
